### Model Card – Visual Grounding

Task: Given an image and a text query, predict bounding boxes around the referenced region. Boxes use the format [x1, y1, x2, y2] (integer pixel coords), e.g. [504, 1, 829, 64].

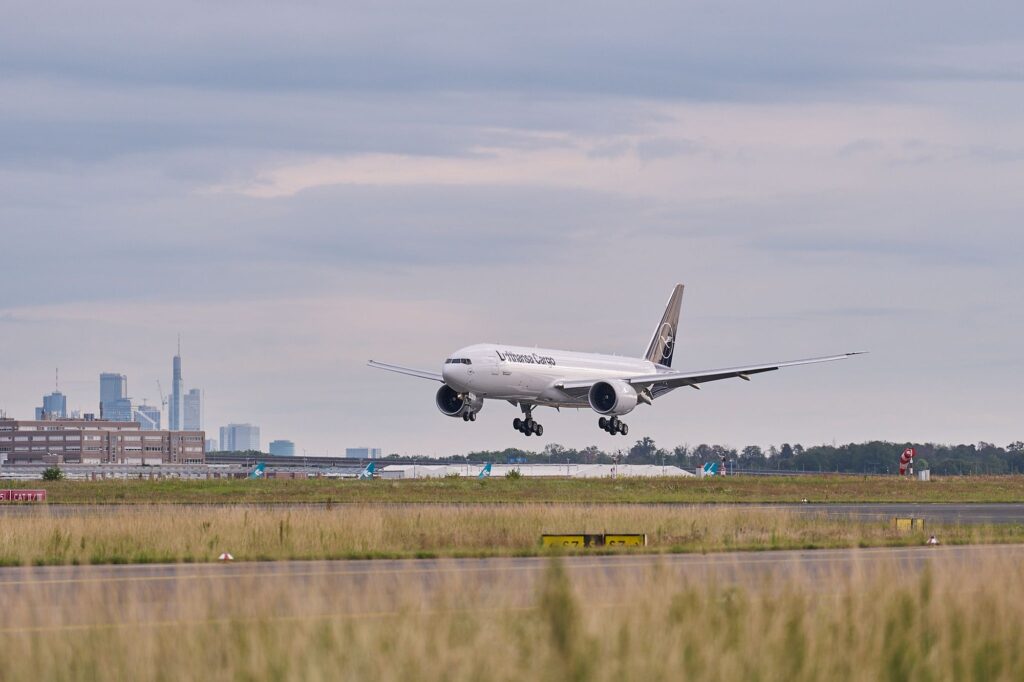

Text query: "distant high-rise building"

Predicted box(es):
[35, 391, 67, 420]
[219, 423, 260, 452]
[134, 404, 161, 430]
[269, 440, 295, 456]
[105, 398, 134, 422]
[345, 447, 381, 459]
[169, 341, 184, 431]
[205, 438, 218, 452]
[183, 389, 201, 431]
[99, 373, 127, 419]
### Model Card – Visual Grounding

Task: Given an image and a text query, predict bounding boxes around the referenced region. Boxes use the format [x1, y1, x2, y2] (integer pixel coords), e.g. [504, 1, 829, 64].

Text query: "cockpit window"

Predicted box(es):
[445, 358, 472, 365]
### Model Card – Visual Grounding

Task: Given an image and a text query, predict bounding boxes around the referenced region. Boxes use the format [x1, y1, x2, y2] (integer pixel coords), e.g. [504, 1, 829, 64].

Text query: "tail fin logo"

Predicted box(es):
[645, 284, 684, 367]
[658, 322, 675, 362]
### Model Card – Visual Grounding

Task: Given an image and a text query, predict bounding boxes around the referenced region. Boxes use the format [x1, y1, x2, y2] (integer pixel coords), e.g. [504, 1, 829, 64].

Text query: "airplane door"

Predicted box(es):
[488, 355, 501, 376]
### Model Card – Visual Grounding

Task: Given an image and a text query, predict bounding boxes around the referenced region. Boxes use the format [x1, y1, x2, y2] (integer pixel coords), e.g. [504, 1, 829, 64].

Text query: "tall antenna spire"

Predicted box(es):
[177, 334, 181, 356]
[55, 367, 59, 392]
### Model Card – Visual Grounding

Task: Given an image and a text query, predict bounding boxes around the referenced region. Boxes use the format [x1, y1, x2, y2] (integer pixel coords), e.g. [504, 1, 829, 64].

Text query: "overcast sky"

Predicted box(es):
[2, 1, 1021, 455]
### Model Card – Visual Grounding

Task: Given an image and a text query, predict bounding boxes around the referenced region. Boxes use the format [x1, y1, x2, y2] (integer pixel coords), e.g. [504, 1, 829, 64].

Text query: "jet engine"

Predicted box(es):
[588, 380, 638, 416]
[436, 385, 483, 419]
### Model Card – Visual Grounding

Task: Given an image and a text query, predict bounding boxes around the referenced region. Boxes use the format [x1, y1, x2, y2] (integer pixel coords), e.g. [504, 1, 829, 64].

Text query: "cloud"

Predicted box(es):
[2, 1, 1024, 452]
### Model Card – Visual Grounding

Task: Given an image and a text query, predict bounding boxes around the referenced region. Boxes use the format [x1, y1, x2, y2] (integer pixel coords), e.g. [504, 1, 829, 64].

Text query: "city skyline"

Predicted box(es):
[1, 2, 1021, 454]
[8, 362, 302, 452]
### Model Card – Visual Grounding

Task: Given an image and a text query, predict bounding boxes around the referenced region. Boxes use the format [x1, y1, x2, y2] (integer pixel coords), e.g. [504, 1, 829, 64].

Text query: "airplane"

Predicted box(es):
[357, 462, 376, 480]
[369, 284, 863, 437]
[478, 462, 492, 479]
[248, 462, 266, 479]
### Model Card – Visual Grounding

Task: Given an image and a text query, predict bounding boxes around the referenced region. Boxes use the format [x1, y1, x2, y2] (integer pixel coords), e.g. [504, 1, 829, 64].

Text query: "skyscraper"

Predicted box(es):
[184, 389, 201, 431]
[269, 440, 295, 456]
[35, 391, 67, 420]
[345, 447, 382, 459]
[169, 340, 183, 431]
[99, 373, 127, 420]
[105, 398, 134, 422]
[219, 424, 260, 452]
[134, 404, 161, 430]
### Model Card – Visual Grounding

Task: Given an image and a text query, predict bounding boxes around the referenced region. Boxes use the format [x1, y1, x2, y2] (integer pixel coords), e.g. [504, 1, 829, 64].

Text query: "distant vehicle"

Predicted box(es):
[478, 462, 492, 479]
[369, 284, 863, 437]
[357, 462, 375, 480]
[248, 463, 266, 479]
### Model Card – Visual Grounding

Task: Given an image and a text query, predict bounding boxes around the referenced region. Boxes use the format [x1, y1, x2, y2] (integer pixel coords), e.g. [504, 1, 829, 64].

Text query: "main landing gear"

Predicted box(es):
[513, 407, 543, 436]
[598, 416, 628, 436]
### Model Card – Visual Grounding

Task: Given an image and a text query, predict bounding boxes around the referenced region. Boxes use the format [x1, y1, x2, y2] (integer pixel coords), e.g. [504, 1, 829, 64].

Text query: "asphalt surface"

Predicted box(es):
[1, 544, 1023, 632]
[766, 503, 1024, 524]
[3, 543, 1017, 588]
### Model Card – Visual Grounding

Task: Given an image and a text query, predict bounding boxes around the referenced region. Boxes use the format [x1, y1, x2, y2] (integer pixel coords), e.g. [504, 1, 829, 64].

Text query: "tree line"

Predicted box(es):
[424, 439, 1024, 475]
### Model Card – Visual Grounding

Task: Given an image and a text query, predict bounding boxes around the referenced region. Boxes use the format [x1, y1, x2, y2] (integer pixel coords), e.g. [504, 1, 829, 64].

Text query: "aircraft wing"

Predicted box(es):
[557, 352, 864, 397]
[367, 360, 443, 382]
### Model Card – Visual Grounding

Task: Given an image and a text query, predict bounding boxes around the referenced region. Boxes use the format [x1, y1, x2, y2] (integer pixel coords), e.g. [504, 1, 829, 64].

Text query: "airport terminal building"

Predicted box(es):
[0, 417, 205, 465]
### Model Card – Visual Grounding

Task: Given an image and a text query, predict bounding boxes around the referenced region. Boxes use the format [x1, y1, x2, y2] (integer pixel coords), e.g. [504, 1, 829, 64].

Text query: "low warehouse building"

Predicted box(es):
[379, 463, 694, 479]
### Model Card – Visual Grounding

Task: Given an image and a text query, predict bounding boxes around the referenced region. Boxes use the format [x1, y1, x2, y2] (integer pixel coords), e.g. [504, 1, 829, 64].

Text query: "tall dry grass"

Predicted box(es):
[0, 504, 1020, 565]
[0, 549, 1022, 680]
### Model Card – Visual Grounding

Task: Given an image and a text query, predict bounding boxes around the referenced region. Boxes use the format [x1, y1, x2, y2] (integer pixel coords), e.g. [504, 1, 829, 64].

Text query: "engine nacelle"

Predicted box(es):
[588, 380, 638, 416]
[436, 385, 483, 418]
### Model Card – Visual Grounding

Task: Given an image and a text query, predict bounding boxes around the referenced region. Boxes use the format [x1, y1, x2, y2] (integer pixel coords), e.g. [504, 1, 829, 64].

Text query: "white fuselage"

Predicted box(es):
[440, 343, 657, 407]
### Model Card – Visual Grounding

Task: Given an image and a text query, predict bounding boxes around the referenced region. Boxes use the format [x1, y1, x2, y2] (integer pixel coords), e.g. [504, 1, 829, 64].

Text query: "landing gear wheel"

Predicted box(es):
[468, 411, 476, 422]
[598, 417, 608, 430]
[534, 424, 544, 437]
[463, 412, 470, 422]
[513, 418, 522, 430]
[619, 423, 628, 436]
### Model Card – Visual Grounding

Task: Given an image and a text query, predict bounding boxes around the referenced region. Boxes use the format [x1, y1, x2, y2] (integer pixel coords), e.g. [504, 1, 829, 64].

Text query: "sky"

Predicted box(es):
[1, 1, 1022, 455]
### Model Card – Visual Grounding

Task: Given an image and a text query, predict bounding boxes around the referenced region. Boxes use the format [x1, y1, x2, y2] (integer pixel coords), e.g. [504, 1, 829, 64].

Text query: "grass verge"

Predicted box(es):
[0, 549, 1021, 680]
[8, 474, 1024, 504]
[0, 504, 1022, 566]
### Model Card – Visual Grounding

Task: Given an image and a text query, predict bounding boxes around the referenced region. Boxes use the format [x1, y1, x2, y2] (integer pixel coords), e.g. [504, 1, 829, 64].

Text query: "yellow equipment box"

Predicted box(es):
[892, 518, 925, 531]
[541, 533, 646, 548]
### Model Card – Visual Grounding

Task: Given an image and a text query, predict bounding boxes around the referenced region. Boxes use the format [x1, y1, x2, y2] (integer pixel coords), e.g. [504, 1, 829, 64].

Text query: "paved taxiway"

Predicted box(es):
[767, 502, 1024, 524]
[1, 544, 1022, 632]
[4, 543, 1020, 588]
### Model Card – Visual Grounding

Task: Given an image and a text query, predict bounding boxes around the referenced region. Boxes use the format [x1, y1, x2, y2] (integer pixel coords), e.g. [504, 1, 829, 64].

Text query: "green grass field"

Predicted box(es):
[9, 474, 1024, 504]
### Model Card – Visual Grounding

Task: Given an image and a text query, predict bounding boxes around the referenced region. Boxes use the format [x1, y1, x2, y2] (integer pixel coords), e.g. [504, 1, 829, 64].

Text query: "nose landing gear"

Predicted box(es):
[598, 416, 628, 436]
[462, 411, 477, 422]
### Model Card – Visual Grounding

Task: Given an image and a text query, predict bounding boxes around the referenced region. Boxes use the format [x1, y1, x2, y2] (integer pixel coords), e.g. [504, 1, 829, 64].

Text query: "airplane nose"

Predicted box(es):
[442, 364, 470, 391]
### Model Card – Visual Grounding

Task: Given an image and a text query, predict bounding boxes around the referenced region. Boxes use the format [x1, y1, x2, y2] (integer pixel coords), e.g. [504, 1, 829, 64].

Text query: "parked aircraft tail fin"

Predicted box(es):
[645, 284, 684, 367]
